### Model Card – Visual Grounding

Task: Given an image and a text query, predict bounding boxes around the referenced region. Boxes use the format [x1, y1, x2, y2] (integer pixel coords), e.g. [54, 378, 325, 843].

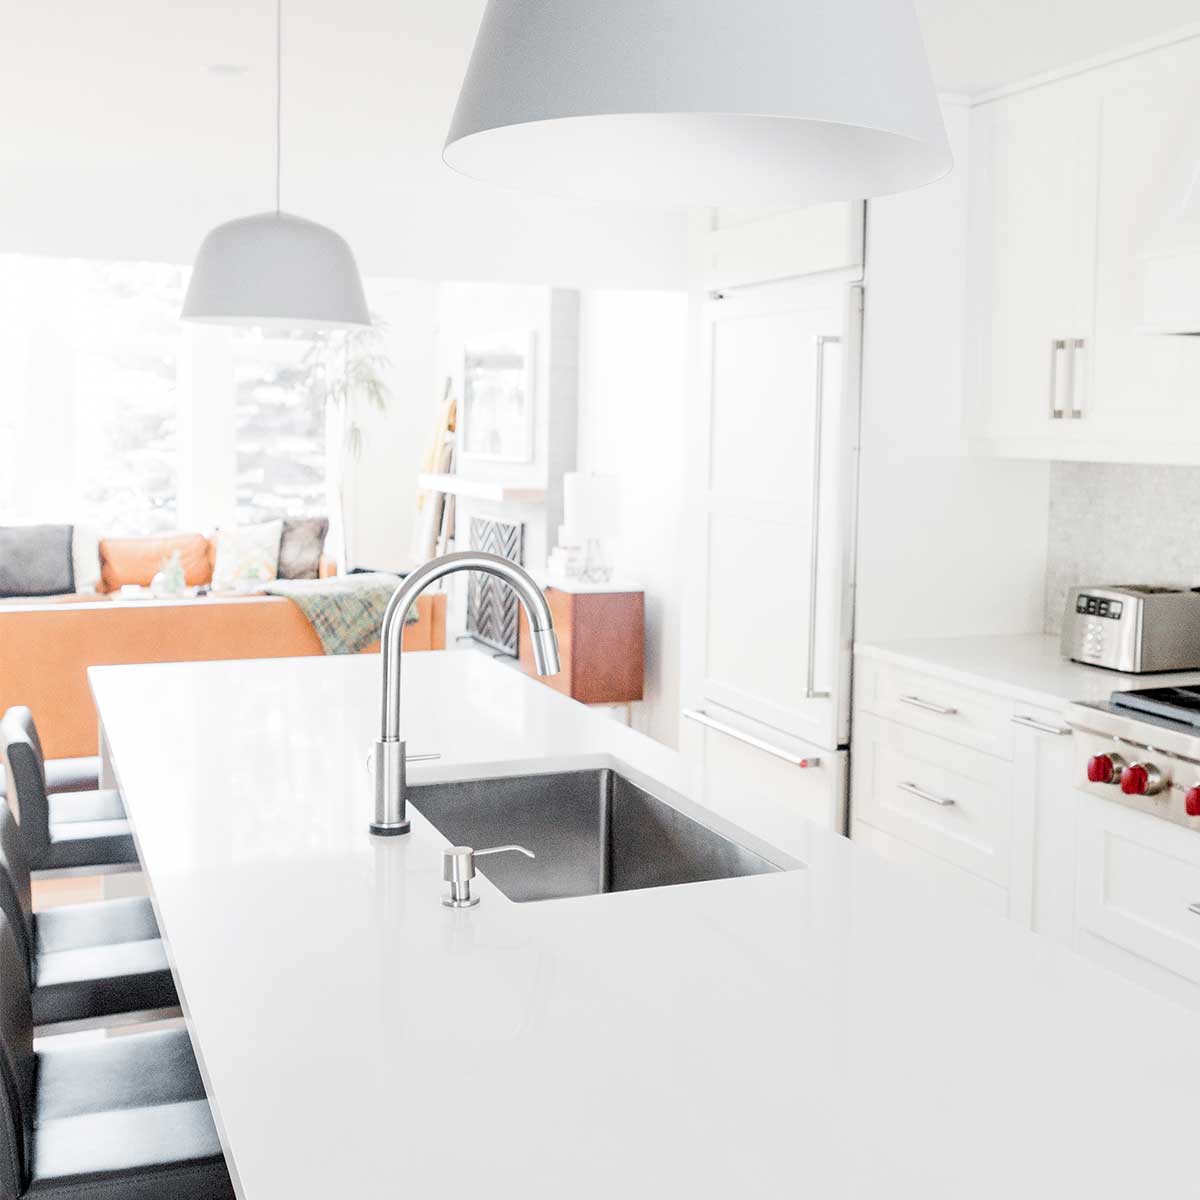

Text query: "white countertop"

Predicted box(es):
[856, 632, 1200, 709]
[91, 650, 1200, 1199]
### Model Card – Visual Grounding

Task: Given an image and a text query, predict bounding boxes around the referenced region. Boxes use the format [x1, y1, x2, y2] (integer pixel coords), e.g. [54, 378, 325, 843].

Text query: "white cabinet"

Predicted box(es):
[967, 34, 1200, 462]
[968, 71, 1100, 446]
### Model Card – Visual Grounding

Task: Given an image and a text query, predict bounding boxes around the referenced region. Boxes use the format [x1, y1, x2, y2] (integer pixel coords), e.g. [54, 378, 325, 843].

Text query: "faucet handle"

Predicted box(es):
[442, 844, 535, 908]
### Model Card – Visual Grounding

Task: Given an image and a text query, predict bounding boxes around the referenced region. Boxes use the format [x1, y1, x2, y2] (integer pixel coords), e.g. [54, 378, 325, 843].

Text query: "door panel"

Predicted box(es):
[696, 278, 858, 750]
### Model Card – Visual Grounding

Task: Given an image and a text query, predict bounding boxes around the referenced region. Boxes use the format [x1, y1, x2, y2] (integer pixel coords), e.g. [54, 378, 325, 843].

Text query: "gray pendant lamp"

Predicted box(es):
[182, 0, 369, 329]
[444, 0, 952, 209]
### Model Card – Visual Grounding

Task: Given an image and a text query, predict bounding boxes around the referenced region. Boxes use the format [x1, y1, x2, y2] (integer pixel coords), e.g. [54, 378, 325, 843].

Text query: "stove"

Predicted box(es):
[1068, 686, 1200, 830]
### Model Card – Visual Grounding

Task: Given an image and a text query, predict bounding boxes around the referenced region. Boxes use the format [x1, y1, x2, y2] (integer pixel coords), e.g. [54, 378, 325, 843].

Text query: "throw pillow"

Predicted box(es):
[98, 533, 212, 592]
[0, 525, 75, 598]
[278, 517, 329, 580]
[211, 520, 285, 591]
[71, 526, 101, 593]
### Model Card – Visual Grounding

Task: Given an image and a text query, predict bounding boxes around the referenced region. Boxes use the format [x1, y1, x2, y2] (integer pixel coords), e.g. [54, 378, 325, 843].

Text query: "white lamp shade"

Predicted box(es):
[563, 473, 620, 541]
[444, 0, 951, 208]
[182, 212, 370, 330]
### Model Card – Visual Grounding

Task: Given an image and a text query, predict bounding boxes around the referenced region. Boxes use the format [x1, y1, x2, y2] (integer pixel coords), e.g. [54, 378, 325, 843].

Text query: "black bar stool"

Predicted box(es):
[0, 804, 176, 1027]
[1, 709, 134, 872]
[0, 909, 233, 1199]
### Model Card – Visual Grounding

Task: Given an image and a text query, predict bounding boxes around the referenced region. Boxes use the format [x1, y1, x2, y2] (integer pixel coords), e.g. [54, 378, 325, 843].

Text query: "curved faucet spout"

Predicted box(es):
[370, 551, 560, 836]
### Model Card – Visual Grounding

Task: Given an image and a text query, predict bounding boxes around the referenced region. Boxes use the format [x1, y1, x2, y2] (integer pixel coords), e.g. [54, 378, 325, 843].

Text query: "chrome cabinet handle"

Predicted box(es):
[1049, 338, 1068, 418]
[1188, 903, 1200, 918]
[1069, 338, 1085, 419]
[899, 781, 955, 808]
[899, 695, 958, 716]
[805, 334, 839, 701]
[683, 709, 821, 768]
[1011, 714, 1072, 737]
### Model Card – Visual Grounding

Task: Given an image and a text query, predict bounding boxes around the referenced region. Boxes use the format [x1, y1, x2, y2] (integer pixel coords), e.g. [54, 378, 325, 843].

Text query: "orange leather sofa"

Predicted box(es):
[0, 593, 446, 758]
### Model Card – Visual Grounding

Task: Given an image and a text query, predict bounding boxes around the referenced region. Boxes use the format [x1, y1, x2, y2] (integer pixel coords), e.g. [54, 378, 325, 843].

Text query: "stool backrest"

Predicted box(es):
[0, 806, 33, 984]
[0, 709, 49, 859]
[0, 911, 33, 1198]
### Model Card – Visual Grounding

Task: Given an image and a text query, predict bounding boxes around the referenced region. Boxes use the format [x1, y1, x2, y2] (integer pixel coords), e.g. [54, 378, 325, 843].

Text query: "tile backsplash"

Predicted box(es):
[1046, 462, 1200, 633]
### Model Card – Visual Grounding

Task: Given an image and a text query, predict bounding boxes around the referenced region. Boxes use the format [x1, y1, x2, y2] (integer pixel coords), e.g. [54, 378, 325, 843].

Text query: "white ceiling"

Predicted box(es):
[0, 2, 1197, 279]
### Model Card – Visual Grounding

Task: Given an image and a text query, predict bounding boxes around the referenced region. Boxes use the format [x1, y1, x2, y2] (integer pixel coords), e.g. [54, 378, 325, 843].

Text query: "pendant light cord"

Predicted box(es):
[275, 0, 282, 214]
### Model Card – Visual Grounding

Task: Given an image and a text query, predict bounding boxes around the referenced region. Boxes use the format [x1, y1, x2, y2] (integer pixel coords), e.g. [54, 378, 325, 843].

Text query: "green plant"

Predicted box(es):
[302, 315, 392, 458]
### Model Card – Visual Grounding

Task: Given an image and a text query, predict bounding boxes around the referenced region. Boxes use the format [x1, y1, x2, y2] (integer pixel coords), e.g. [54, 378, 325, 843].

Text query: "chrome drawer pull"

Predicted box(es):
[682, 709, 820, 768]
[1188, 903, 1200, 918]
[899, 781, 955, 808]
[1011, 714, 1072, 737]
[899, 695, 958, 717]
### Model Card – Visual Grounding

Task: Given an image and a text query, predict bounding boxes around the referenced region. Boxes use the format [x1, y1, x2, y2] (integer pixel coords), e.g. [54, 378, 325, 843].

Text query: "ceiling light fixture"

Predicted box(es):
[182, 0, 369, 329]
[444, 0, 952, 209]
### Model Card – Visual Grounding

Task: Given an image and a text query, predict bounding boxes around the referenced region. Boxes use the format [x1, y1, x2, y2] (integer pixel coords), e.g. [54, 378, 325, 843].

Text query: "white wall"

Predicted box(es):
[854, 101, 1051, 643]
[577, 290, 690, 749]
[346, 278, 438, 571]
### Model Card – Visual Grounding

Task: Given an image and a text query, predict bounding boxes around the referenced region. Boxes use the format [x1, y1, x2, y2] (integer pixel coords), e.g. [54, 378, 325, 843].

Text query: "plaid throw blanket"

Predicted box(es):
[263, 572, 416, 655]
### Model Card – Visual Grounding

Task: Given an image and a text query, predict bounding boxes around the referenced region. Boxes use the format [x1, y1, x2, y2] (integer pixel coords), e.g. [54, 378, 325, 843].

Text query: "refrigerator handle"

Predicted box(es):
[682, 710, 821, 768]
[806, 335, 838, 700]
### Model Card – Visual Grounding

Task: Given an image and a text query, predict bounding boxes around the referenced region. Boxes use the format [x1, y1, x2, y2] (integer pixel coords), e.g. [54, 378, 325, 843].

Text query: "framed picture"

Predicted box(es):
[460, 332, 536, 463]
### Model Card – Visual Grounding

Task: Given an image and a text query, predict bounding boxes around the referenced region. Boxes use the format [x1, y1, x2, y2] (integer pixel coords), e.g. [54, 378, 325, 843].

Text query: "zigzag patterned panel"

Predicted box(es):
[466, 517, 525, 655]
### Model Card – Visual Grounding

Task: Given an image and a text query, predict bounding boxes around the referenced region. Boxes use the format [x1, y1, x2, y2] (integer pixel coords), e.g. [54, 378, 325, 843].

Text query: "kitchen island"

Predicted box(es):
[90, 650, 1200, 1199]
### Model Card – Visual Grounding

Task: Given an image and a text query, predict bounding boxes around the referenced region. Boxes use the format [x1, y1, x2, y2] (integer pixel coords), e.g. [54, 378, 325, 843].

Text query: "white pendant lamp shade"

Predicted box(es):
[182, 0, 370, 329]
[444, 0, 952, 208]
[182, 212, 370, 330]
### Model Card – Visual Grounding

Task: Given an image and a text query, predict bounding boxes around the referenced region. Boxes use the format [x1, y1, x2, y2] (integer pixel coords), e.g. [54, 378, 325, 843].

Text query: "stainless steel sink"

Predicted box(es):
[408, 768, 783, 903]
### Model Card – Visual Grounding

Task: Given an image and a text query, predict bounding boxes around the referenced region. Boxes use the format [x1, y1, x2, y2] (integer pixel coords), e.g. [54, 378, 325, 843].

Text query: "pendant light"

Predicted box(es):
[182, 0, 369, 329]
[444, 0, 952, 209]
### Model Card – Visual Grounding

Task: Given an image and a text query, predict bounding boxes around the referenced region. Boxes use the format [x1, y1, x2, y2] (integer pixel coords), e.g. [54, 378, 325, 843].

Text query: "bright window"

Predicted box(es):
[0, 255, 183, 534]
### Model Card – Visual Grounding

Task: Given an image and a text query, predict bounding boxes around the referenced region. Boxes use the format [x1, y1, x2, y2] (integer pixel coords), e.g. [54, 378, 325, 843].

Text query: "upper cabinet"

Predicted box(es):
[967, 34, 1200, 461]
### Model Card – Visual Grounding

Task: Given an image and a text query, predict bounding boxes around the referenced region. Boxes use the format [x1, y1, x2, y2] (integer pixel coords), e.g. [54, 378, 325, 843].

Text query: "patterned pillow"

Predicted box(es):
[211, 520, 284, 591]
[278, 517, 329, 580]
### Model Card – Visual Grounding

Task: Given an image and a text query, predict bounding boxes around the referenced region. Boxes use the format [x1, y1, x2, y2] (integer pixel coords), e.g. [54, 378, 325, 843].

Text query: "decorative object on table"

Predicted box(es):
[181, 0, 369, 329]
[0, 524, 74, 598]
[211, 520, 284, 591]
[546, 525, 585, 580]
[302, 320, 390, 570]
[519, 583, 644, 706]
[460, 332, 535, 463]
[263, 572, 418, 655]
[150, 550, 187, 597]
[560, 473, 620, 583]
[277, 517, 330, 581]
[411, 378, 458, 562]
[466, 517, 524, 654]
[443, 0, 950, 209]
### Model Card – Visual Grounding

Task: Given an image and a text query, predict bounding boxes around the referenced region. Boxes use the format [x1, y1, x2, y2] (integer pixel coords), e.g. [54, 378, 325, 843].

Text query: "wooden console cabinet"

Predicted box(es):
[518, 584, 644, 705]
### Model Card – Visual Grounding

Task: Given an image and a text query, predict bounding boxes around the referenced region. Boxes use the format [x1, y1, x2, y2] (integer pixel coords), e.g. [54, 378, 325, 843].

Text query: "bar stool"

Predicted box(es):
[0, 804, 175, 1028]
[0, 708, 99, 802]
[0, 910, 233, 1199]
[0, 709, 134, 872]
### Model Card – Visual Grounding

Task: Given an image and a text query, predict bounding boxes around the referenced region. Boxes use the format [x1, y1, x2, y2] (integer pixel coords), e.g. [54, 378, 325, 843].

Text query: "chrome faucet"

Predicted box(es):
[369, 550, 561, 836]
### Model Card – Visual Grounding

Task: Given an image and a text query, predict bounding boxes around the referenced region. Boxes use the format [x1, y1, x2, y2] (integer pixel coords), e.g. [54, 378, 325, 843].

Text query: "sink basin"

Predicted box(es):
[408, 768, 784, 903]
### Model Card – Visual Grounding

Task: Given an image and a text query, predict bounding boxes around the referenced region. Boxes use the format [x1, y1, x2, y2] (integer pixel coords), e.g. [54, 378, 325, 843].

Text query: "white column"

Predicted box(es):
[178, 324, 236, 530]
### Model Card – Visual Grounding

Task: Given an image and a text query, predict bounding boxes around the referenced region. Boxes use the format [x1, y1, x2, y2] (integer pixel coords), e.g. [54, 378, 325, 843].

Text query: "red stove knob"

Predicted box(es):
[1087, 753, 1123, 784]
[1120, 763, 1165, 797]
[1186, 786, 1200, 818]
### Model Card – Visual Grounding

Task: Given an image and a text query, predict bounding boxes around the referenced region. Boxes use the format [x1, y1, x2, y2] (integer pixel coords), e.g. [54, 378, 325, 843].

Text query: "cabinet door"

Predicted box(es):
[968, 72, 1101, 444]
[1088, 38, 1200, 441]
[691, 277, 859, 751]
[1010, 705, 1076, 939]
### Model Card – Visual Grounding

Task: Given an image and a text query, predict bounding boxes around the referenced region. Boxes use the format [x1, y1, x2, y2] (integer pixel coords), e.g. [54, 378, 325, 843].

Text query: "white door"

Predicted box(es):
[685, 277, 860, 757]
[968, 70, 1101, 445]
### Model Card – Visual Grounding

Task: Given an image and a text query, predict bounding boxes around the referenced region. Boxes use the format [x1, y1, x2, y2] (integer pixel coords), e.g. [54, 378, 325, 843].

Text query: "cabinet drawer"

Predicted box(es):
[855, 657, 1013, 759]
[851, 821, 1008, 916]
[851, 713, 1012, 885]
[1076, 796, 1200, 988]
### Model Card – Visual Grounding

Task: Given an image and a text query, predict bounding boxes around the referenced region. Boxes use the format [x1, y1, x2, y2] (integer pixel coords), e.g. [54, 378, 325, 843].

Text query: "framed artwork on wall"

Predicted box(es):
[460, 331, 536, 463]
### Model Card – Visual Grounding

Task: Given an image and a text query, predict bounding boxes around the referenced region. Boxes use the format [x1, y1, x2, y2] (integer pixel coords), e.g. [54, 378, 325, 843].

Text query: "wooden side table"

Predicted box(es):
[518, 581, 644, 705]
